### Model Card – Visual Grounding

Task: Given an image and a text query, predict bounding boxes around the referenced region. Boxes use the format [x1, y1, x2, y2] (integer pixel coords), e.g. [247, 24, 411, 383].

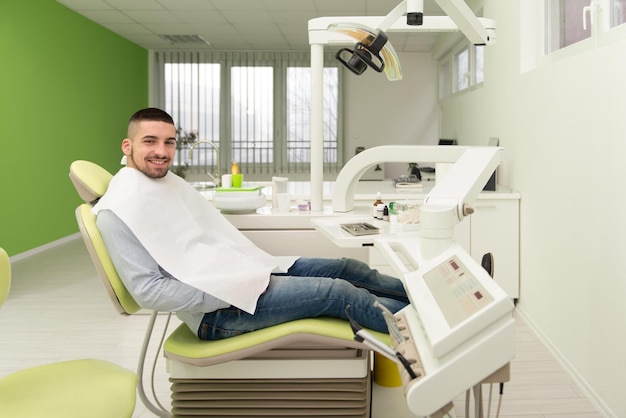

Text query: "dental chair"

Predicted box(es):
[70, 160, 389, 418]
[0, 246, 138, 418]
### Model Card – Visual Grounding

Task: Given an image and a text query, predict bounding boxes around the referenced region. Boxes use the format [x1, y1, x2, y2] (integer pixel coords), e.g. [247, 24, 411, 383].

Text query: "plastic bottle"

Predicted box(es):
[231, 161, 239, 175]
[372, 192, 384, 218]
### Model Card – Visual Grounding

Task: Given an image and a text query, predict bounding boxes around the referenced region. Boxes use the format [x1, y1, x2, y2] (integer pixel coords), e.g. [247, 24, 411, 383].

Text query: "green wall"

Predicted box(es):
[0, 0, 148, 256]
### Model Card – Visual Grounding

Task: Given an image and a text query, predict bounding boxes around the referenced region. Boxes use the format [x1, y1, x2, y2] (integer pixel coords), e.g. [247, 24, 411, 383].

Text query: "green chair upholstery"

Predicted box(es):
[0, 247, 138, 418]
[76, 204, 141, 316]
[165, 316, 390, 366]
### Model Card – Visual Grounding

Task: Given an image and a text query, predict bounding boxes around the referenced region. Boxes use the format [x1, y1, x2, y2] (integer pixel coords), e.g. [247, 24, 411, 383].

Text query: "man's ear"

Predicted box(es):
[121, 138, 131, 155]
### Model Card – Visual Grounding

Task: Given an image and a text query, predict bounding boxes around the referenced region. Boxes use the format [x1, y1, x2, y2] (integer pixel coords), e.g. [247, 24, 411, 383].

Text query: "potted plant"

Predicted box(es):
[172, 128, 198, 179]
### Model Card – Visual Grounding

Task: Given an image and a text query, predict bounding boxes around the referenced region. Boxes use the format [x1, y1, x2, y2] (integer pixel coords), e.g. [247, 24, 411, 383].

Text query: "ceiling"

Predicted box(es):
[56, 0, 446, 52]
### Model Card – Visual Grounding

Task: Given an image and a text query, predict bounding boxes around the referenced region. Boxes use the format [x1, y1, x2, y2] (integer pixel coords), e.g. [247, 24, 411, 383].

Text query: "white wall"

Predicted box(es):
[343, 52, 440, 179]
[439, 1, 626, 416]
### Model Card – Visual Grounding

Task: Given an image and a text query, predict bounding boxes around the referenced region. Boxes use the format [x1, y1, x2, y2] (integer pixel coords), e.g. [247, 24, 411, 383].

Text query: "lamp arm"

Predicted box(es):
[379, 0, 408, 31]
[332, 145, 468, 212]
[331, 145, 502, 241]
[434, 0, 493, 44]
[420, 147, 502, 239]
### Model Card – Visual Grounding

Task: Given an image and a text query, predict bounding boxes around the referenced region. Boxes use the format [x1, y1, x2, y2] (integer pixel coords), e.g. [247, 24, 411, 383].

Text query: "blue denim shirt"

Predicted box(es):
[96, 209, 230, 334]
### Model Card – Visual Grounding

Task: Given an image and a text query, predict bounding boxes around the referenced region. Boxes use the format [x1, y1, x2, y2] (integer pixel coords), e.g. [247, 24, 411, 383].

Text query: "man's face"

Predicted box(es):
[122, 120, 177, 179]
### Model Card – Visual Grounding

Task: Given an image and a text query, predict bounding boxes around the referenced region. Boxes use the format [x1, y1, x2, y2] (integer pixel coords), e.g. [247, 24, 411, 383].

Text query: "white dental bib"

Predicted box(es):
[93, 168, 297, 314]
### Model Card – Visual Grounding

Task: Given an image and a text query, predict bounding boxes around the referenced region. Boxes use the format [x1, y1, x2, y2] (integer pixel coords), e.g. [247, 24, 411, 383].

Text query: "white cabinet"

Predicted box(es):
[225, 203, 368, 263]
[466, 198, 519, 299]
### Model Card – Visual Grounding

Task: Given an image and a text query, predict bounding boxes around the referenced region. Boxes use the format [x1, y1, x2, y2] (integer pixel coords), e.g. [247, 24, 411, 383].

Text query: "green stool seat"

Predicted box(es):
[0, 359, 138, 418]
[165, 317, 391, 366]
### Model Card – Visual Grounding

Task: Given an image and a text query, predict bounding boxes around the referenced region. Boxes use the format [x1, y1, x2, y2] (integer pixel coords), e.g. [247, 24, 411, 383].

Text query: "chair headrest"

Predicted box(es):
[0, 247, 11, 309]
[69, 160, 113, 205]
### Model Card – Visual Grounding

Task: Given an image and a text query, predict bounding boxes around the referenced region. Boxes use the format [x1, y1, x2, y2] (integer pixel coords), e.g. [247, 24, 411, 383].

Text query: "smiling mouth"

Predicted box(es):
[147, 158, 169, 165]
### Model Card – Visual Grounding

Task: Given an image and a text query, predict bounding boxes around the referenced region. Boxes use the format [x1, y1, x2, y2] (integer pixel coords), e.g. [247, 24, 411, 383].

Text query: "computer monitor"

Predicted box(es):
[483, 137, 499, 190]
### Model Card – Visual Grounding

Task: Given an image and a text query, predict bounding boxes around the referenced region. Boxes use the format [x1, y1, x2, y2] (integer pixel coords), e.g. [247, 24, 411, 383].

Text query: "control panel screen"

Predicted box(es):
[423, 255, 493, 327]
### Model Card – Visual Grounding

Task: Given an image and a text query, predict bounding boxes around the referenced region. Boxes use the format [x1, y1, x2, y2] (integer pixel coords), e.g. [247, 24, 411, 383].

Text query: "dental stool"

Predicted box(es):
[70, 160, 389, 418]
[0, 247, 138, 418]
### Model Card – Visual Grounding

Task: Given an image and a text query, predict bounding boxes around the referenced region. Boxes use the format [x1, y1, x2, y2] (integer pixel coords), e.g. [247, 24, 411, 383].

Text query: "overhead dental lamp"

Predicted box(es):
[332, 25, 400, 79]
[327, 0, 409, 81]
[329, 0, 428, 78]
[335, 28, 388, 75]
[313, 0, 495, 82]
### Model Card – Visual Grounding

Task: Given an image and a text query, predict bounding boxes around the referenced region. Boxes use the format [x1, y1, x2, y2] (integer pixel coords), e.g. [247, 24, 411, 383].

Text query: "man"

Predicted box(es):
[94, 108, 408, 340]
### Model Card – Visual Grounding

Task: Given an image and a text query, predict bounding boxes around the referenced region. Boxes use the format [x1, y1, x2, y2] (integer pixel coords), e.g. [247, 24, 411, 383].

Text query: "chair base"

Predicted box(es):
[167, 345, 372, 417]
[170, 370, 371, 417]
[162, 319, 387, 417]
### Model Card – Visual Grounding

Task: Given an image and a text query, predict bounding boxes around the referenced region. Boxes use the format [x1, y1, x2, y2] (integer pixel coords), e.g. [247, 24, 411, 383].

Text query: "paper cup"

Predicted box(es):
[277, 193, 291, 212]
[232, 173, 243, 188]
[221, 174, 232, 188]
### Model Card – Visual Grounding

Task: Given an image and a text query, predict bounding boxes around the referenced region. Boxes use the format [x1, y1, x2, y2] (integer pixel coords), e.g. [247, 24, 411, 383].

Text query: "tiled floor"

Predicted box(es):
[0, 237, 604, 417]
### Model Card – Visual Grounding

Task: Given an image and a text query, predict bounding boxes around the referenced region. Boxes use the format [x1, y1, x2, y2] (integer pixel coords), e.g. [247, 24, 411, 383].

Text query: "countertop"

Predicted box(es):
[201, 180, 519, 202]
[201, 180, 520, 230]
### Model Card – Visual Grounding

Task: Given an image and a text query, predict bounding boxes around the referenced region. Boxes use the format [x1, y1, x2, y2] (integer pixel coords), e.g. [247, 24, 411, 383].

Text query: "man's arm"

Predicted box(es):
[96, 209, 230, 313]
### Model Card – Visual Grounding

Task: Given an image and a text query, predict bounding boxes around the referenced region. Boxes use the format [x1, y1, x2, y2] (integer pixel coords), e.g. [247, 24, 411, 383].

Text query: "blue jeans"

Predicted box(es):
[198, 257, 409, 340]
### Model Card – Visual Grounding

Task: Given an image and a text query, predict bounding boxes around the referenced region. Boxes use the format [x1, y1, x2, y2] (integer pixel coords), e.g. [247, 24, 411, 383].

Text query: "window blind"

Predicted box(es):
[153, 51, 342, 179]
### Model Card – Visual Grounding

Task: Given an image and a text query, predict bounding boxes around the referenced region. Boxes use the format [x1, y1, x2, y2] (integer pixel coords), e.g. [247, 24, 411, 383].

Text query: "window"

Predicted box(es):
[438, 42, 483, 98]
[153, 51, 342, 179]
[611, 0, 626, 27]
[231, 66, 274, 166]
[286, 67, 339, 167]
[545, 0, 592, 53]
[454, 46, 469, 92]
[544, 0, 626, 55]
[163, 61, 220, 171]
[475, 45, 485, 84]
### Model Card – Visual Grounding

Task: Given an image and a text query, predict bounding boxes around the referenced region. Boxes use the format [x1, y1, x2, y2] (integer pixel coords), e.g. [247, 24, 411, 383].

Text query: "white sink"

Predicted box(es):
[212, 193, 266, 214]
[188, 181, 217, 191]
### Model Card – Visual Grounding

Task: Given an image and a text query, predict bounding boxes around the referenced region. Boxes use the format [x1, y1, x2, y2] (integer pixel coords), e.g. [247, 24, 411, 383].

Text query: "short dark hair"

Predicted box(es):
[128, 108, 174, 126]
[127, 108, 175, 139]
